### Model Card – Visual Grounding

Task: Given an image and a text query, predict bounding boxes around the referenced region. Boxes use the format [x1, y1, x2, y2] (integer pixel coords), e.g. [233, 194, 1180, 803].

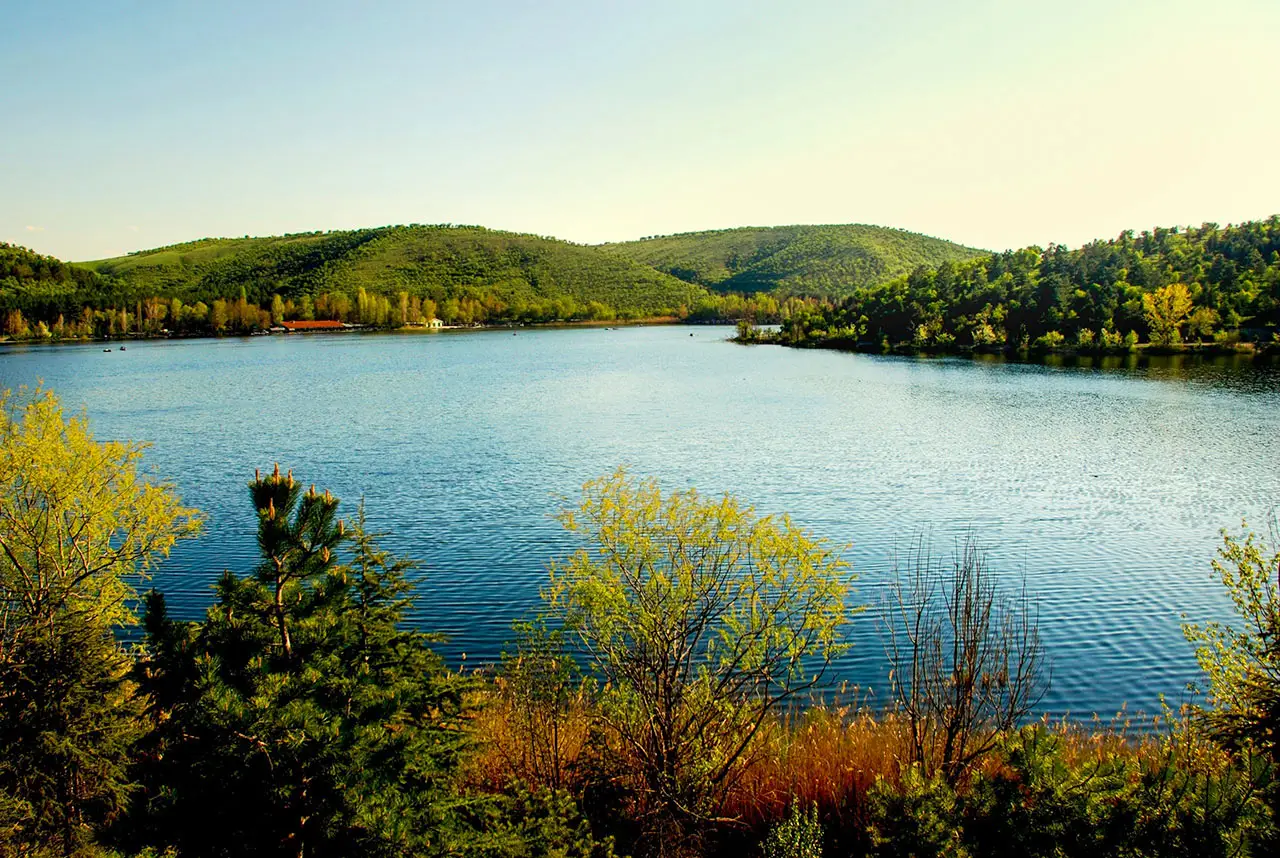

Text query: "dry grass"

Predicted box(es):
[465, 675, 596, 792]
[464, 681, 1170, 838]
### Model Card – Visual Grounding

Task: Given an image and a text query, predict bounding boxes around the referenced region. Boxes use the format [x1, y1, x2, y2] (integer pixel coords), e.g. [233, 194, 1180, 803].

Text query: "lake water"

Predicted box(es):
[3, 326, 1278, 719]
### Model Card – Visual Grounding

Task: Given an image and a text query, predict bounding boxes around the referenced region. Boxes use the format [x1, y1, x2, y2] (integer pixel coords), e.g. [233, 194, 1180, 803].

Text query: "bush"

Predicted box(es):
[867, 767, 967, 858]
[1031, 330, 1065, 350]
[868, 724, 1274, 858]
[761, 802, 823, 858]
[475, 783, 618, 858]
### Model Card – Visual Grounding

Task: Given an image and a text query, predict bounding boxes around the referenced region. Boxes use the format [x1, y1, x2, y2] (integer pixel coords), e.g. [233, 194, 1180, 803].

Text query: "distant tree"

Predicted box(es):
[210, 299, 228, 332]
[1142, 282, 1194, 346]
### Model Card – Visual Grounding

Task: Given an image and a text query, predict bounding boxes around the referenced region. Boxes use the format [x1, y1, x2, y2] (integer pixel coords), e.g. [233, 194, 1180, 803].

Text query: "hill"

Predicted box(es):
[79, 225, 707, 317]
[600, 224, 985, 297]
[1, 242, 129, 335]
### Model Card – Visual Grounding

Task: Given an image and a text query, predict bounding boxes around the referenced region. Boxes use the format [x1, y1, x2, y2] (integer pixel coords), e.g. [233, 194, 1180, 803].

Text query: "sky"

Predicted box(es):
[3, 0, 1278, 261]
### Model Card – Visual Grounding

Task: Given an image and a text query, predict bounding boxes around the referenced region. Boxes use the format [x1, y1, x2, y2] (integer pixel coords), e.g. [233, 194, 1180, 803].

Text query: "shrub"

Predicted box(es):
[761, 801, 823, 858]
[867, 767, 967, 858]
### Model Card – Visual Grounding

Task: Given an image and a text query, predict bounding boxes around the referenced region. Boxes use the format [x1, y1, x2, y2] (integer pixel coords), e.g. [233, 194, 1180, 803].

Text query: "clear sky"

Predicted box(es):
[3, 0, 1278, 261]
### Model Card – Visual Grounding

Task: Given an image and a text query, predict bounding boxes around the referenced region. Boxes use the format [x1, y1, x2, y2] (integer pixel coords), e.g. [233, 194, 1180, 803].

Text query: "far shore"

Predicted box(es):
[0, 314, 716, 348]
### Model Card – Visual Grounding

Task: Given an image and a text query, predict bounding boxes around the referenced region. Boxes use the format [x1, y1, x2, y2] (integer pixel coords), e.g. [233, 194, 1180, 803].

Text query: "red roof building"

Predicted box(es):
[280, 320, 345, 331]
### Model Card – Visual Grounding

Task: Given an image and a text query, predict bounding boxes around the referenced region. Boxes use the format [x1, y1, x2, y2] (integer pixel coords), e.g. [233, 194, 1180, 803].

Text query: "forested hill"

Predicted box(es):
[599, 224, 985, 297]
[1, 242, 121, 324]
[771, 217, 1280, 351]
[78, 225, 706, 317]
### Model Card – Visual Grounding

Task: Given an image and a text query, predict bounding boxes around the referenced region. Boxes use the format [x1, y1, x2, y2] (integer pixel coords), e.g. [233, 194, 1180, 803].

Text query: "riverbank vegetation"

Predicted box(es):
[2, 386, 1277, 856]
[740, 218, 1280, 355]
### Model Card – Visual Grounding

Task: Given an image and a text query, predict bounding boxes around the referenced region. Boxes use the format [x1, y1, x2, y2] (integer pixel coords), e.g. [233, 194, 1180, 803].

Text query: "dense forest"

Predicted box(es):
[754, 218, 1280, 352]
[600, 224, 983, 297]
[2, 387, 1278, 858]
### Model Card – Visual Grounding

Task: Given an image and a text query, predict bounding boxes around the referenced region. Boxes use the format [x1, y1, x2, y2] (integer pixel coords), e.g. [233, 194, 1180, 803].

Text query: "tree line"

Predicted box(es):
[2, 240, 794, 339]
[2, 386, 1278, 857]
[750, 218, 1280, 352]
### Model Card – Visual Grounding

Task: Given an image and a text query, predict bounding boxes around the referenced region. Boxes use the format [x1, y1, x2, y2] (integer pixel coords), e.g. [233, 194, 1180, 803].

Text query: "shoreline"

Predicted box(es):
[0, 314, 695, 348]
[736, 334, 1280, 362]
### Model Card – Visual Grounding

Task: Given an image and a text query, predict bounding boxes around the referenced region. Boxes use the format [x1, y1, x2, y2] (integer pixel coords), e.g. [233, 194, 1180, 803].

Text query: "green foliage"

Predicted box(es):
[602, 225, 983, 298]
[868, 726, 1273, 858]
[1, 242, 117, 330]
[775, 218, 1280, 351]
[471, 784, 617, 858]
[867, 767, 968, 858]
[133, 471, 475, 858]
[1185, 524, 1280, 761]
[0, 387, 199, 857]
[545, 470, 854, 847]
[80, 225, 706, 323]
[0, 615, 145, 857]
[761, 801, 823, 858]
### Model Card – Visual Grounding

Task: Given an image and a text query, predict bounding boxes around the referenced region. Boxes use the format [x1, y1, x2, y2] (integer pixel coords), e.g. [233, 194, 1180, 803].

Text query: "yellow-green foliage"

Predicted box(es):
[1143, 282, 1194, 346]
[545, 469, 855, 837]
[1184, 525, 1280, 757]
[0, 387, 200, 857]
[0, 387, 201, 631]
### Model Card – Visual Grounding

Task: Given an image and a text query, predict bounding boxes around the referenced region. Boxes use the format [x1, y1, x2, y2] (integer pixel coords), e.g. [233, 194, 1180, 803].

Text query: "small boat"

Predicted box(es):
[103, 348, 112, 352]
[120, 346, 126, 351]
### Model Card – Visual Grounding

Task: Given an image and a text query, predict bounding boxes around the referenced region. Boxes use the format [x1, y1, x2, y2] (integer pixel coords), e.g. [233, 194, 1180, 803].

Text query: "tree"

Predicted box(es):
[544, 470, 853, 851]
[1184, 522, 1280, 761]
[135, 470, 474, 858]
[0, 387, 199, 856]
[884, 536, 1048, 784]
[1142, 282, 1194, 346]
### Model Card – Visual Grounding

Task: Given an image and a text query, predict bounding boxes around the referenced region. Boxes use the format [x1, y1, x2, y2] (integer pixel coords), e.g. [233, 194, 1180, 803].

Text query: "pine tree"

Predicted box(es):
[134, 468, 474, 858]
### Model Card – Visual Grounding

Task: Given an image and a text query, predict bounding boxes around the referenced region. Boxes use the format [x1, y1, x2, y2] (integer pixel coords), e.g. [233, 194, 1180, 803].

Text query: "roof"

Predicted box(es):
[280, 320, 344, 331]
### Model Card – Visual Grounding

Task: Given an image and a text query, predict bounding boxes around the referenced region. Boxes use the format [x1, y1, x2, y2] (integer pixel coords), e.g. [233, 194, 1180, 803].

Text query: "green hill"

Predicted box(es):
[600, 224, 985, 297]
[2, 242, 118, 321]
[79, 225, 706, 316]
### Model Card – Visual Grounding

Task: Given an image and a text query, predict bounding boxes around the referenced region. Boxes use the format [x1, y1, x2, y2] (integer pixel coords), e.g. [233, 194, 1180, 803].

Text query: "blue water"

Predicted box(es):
[3, 326, 1278, 719]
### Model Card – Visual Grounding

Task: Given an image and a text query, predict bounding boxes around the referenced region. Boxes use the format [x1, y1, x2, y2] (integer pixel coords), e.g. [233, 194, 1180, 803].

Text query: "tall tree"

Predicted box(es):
[545, 470, 854, 852]
[135, 471, 473, 858]
[0, 387, 199, 857]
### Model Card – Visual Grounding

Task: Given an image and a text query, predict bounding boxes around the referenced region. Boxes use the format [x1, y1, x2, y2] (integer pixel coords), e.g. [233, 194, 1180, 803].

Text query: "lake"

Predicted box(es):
[3, 326, 1278, 719]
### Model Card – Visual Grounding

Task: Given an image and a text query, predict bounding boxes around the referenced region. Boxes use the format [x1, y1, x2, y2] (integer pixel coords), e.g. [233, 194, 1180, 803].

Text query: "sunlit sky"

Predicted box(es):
[3, 0, 1278, 261]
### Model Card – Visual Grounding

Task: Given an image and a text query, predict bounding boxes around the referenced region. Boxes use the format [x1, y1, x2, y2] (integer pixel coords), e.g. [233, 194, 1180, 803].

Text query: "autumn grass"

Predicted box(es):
[464, 683, 1172, 835]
